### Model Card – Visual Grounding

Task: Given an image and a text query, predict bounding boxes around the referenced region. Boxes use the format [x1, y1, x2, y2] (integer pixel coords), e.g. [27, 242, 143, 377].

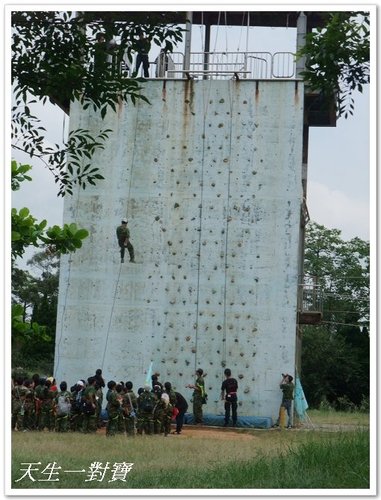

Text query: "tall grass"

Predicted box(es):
[11, 429, 369, 490]
[306, 409, 369, 427]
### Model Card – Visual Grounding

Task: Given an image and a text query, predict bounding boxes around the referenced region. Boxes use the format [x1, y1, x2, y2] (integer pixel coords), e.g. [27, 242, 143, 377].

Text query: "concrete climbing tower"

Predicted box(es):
[54, 12, 332, 422]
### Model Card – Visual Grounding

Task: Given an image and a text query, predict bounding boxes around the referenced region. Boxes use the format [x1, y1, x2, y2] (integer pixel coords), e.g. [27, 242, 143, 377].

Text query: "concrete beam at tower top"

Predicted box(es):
[82, 11, 343, 31]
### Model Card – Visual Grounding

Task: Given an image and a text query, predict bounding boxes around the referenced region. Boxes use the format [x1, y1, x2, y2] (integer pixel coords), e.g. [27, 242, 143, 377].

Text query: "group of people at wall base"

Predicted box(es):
[11, 369, 189, 437]
[12, 368, 294, 433]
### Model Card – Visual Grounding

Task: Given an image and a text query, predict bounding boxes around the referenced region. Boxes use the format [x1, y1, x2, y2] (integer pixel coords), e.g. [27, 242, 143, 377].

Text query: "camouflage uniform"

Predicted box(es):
[162, 402, 173, 436]
[122, 390, 138, 436]
[116, 223, 135, 262]
[193, 375, 205, 424]
[12, 383, 28, 431]
[137, 390, 155, 435]
[167, 388, 177, 406]
[38, 386, 56, 431]
[81, 384, 97, 433]
[70, 387, 84, 431]
[106, 390, 122, 437]
[33, 382, 44, 430]
[95, 386, 103, 428]
[54, 390, 72, 432]
[153, 396, 166, 434]
[23, 385, 36, 431]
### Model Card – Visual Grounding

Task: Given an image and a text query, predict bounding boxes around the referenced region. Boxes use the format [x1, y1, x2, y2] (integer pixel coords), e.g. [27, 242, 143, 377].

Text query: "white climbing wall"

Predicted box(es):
[54, 79, 304, 419]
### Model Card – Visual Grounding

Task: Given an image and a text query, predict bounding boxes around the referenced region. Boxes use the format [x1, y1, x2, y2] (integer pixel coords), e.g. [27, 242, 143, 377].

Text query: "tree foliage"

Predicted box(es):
[301, 222, 370, 408]
[11, 161, 89, 260]
[304, 222, 369, 328]
[12, 11, 184, 195]
[12, 251, 59, 372]
[299, 12, 370, 119]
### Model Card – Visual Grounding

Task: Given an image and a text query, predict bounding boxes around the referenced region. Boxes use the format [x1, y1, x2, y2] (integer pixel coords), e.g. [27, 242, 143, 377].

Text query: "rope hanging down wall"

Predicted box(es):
[100, 98, 141, 372]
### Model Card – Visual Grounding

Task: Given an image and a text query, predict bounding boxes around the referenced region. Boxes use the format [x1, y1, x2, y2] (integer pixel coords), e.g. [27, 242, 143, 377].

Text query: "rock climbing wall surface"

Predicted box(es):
[54, 79, 304, 419]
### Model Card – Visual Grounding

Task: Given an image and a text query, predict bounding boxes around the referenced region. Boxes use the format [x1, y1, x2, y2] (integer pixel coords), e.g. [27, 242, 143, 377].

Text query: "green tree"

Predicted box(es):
[12, 251, 59, 372]
[301, 222, 370, 408]
[298, 12, 370, 119]
[11, 161, 89, 260]
[12, 11, 184, 196]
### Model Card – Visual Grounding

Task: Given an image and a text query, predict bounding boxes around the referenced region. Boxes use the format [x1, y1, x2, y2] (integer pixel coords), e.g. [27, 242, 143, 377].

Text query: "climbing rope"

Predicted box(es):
[100, 98, 140, 372]
[100, 263, 123, 369]
[221, 82, 235, 366]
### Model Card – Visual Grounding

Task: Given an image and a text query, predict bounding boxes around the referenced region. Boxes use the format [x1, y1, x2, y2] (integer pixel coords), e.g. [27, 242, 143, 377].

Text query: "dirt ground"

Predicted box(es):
[99, 422, 367, 438]
[176, 425, 257, 440]
[171, 422, 368, 438]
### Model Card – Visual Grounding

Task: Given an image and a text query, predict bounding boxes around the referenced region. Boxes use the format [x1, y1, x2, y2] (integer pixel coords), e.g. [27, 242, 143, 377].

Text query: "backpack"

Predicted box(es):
[82, 399, 96, 415]
[140, 394, 155, 412]
[56, 394, 71, 416]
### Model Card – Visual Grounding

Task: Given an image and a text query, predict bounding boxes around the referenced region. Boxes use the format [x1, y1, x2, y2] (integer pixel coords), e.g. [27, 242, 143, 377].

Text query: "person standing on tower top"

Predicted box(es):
[116, 219, 135, 263]
[134, 32, 151, 78]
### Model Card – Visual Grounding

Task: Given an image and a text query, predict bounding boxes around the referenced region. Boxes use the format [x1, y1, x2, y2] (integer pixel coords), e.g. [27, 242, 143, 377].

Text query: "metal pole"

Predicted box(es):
[296, 11, 307, 78]
[204, 22, 211, 78]
[183, 11, 193, 71]
[244, 12, 250, 77]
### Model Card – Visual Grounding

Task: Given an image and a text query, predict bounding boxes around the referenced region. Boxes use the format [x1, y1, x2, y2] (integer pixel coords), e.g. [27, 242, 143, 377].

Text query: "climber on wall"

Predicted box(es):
[116, 219, 135, 263]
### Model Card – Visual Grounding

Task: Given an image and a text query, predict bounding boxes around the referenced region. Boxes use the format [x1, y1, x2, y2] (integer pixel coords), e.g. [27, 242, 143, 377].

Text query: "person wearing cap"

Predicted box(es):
[186, 369, 206, 425]
[116, 219, 135, 263]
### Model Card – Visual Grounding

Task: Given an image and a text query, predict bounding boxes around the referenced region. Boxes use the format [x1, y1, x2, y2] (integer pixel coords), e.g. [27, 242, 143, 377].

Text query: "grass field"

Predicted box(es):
[10, 410, 370, 491]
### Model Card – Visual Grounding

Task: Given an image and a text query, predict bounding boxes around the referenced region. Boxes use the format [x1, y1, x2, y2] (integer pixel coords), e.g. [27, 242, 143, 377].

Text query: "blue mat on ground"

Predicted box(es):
[184, 413, 273, 429]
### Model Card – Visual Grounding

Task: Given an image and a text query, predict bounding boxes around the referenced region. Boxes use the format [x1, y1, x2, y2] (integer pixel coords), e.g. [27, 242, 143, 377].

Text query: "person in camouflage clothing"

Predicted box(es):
[122, 381, 138, 436]
[81, 377, 98, 433]
[38, 379, 57, 431]
[70, 380, 85, 431]
[152, 384, 164, 434]
[12, 377, 28, 431]
[106, 381, 123, 437]
[33, 377, 46, 430]
[164, 381, 177, 406]
[137, 385, 155, 435]
[115, 384, 126, 434]
[23, 379, 36, 431]
[116, 219, 135, 263]
[54, 381, 72, 432]
[186, 368, 206, 424]
[160, 393, 173, 436]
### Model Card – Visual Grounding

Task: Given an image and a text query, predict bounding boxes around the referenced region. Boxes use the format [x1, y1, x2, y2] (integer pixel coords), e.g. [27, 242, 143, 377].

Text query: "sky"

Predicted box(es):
[10, 5, 372, 272]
